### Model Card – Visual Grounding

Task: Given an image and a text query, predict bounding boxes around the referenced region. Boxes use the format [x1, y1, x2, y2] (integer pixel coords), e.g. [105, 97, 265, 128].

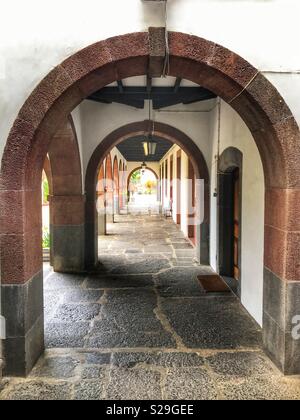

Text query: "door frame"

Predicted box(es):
[176, 150, 182, 226]
[218, 147, 243, 298]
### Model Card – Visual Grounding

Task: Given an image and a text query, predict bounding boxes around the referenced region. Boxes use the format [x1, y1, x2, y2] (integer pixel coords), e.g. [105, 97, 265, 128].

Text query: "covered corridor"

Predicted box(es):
[1, 0, 300, 402]
[1, 215, 300, 400]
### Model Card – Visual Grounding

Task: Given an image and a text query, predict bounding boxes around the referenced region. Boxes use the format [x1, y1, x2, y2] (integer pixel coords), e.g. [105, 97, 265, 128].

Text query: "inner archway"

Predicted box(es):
[85, 121, 210, 269]
[1, 32, 299, 376]
[128, 167, 158, 213]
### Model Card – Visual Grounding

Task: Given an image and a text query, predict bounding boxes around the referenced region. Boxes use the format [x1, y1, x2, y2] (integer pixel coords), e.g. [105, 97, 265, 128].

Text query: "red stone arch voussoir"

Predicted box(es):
[0, 32, 299, 376]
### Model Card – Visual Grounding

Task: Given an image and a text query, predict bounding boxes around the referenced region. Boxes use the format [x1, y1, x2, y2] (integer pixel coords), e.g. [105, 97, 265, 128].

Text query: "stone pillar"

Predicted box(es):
[106, 190, 114, 223]
[97, 191, 106, 236]
[0, 189, 44, 376]
[85, 196, 97, 270]
[114, 192, 120, 216]
[263, 188, 300, 375]
[49, 195, 85, 273]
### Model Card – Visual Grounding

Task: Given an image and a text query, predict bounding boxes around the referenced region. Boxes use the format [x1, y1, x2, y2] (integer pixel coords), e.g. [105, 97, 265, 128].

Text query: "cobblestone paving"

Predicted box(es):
[1, 215, 300, 400]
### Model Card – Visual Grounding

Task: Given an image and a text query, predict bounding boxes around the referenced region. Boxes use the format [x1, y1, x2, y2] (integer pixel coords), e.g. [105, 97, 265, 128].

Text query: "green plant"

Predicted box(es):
[144, 179, 156, 194]
[43, 178, 49, 204]
[131, 170, 141, 184]
[42, 227, 51, 249]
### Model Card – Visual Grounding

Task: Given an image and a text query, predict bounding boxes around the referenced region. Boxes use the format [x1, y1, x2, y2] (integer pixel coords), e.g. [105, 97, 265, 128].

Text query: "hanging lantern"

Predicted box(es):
[143, 136, 157, 157]
[143, 140, 149, 157]
[143, 98, 157, 157]
[148, 138, 157, 155]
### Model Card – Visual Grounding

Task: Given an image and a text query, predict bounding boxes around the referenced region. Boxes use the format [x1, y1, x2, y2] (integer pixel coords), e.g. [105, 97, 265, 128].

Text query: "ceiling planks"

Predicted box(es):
[88, 85, 216, 110]
[116, 135, 173, 162]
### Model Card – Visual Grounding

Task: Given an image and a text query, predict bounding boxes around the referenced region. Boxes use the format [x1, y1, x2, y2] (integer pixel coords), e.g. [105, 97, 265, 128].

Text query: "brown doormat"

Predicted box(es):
[198, 274, 231, 293]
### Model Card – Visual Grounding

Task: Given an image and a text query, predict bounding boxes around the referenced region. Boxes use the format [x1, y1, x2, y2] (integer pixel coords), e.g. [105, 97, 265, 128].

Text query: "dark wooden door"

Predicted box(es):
[188, 159, 196, 245]
[233, 168, 240, 280]
[176, 151, 181, 225]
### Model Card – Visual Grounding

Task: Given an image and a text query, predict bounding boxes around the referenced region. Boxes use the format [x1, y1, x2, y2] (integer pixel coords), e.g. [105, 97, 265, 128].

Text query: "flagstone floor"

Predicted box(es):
[1, 215, 300, 400]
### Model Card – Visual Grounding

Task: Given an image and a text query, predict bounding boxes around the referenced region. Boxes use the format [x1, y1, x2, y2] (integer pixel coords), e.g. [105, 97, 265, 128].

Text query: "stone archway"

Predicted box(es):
[1, 32, 299, 375]
[127, 166, 160, 206]
[127, 166, 159, 191]
[85, 121, 210, 269]
[1, 116, 83, 376]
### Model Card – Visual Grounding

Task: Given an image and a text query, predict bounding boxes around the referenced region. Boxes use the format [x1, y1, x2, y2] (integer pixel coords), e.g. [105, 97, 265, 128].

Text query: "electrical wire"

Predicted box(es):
[162, 0, 170, 78]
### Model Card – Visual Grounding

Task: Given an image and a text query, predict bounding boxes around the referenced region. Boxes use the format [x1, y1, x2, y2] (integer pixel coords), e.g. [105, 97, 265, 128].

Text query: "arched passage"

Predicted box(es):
[42, 157, 52, 264]
[0, 32, 299, 375]
[127, 166, 160, 208]
[85, 121, 210, 269]
[127, 166, 159, 191]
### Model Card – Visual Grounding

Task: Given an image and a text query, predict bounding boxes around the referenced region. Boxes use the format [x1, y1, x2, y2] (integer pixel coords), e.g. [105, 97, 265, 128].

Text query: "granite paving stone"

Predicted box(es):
[161, 297, 262, 349]
[106, 368, 162, 400]
[2, 381, 72, 401]
[164, 368, 219, 400]
[2, 214, 300, 400]
[73, 381, 106, 400]
[85, 274, 154, 289]
[30, 356, 80, 379]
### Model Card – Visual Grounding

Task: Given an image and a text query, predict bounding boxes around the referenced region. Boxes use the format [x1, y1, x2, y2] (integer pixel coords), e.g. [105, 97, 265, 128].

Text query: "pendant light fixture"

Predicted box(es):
[143, 97, 157, 157]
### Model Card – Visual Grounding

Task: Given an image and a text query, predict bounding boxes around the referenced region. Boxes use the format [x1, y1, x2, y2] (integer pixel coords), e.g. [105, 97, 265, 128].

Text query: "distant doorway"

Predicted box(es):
[218, 148, 243, 295]
[127, 168, 159, 214]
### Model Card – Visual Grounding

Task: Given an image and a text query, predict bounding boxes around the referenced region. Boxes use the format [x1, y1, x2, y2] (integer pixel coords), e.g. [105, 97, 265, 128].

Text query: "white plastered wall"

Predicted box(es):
[209, 101, 265, 326]
[158, 99, 265, 326]
[79, 98, 212, 178]
[1, 0, 300, 165]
